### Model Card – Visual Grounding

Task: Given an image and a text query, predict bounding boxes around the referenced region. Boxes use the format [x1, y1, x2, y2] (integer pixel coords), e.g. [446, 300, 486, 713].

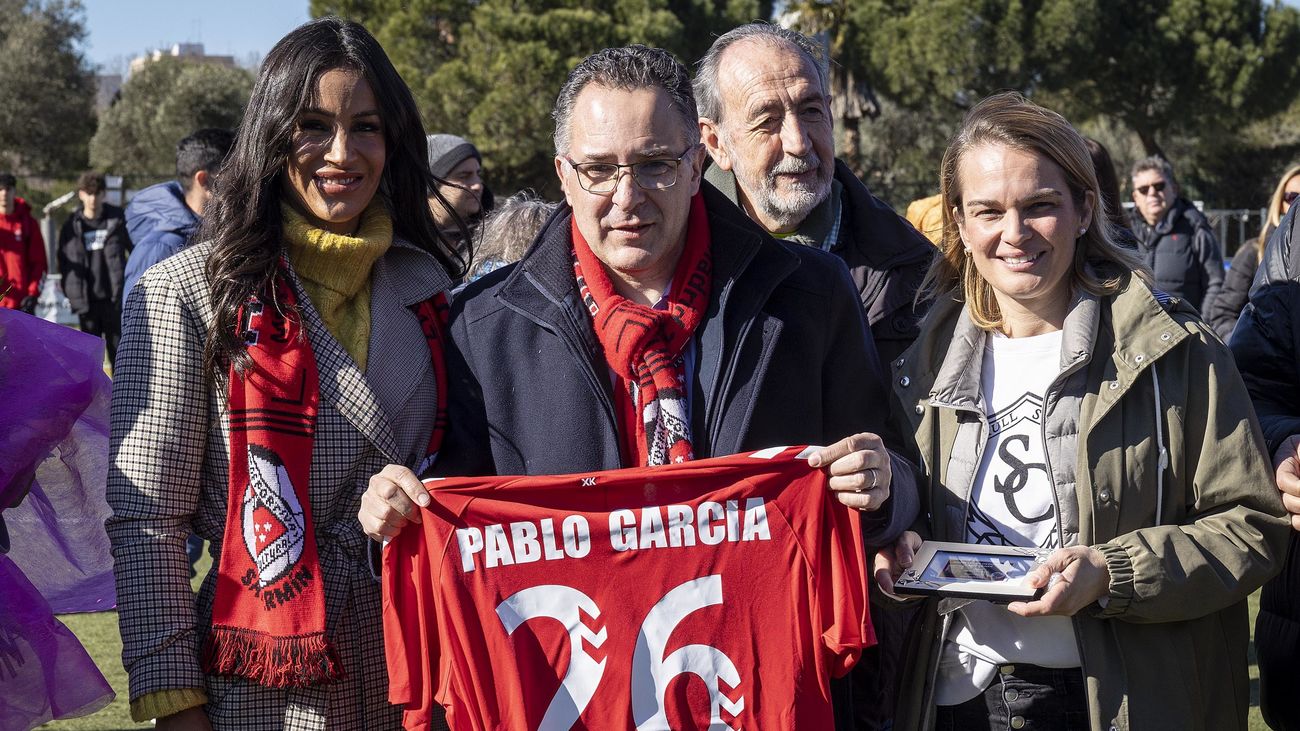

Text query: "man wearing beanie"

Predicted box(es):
[426, 133, 492, 252]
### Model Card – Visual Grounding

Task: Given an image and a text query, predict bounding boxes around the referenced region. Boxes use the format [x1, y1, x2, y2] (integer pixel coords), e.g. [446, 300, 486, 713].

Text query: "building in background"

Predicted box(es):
[128, 43, 235, 75]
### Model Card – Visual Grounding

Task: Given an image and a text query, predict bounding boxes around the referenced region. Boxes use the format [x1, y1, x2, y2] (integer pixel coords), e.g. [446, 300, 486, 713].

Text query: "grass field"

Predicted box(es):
[41, 553, 213, 731]
[40, 567, 1273, 730]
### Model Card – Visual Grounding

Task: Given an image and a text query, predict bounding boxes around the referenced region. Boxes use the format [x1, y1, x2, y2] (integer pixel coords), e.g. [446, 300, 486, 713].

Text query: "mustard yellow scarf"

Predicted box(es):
[281, 203, 392, 371]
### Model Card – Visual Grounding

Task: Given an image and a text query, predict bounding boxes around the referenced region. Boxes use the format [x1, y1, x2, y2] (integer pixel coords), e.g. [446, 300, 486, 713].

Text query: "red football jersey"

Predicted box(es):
[382, 446, 874, 730]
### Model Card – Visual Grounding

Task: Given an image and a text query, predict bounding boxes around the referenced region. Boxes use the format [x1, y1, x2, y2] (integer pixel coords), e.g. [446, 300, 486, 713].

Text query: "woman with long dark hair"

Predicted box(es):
[106, 17, 463, 730]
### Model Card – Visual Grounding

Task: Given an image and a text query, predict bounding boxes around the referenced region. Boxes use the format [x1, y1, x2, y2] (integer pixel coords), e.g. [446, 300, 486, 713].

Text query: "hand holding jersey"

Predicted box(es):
[383, 447, 874, 729]
[367, 47, 917, 730]
[362, 434, 891, 543]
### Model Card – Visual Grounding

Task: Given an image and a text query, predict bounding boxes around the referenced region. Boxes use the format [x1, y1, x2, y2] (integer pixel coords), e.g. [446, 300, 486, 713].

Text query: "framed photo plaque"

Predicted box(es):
[893, 541, 1052, 603]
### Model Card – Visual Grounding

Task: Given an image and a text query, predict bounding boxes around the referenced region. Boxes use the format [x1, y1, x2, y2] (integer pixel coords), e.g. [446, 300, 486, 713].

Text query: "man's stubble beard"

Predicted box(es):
[725, 129, 832, 232]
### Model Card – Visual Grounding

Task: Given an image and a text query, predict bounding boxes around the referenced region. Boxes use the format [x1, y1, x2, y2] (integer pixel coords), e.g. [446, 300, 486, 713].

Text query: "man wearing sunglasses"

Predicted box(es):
[1129, 156, 1224, 314]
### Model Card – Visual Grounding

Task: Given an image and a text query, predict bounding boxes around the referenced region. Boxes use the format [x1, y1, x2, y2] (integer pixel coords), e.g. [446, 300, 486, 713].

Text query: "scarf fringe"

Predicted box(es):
[203, 626, 343, 687]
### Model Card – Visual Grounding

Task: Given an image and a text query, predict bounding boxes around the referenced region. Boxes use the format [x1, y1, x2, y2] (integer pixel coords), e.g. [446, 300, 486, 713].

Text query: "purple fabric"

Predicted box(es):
[0, 308, 116, 613]
[0, 310, 116, 726]
[0, 555, 114, 729]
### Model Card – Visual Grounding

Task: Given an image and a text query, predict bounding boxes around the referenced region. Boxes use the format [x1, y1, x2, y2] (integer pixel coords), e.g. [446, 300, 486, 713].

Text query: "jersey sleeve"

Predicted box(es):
[382, 499, 445, 730]
[812, 472, 875, 678]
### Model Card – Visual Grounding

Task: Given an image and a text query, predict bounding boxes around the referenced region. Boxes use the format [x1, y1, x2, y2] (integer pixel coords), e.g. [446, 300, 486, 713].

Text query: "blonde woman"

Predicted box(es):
[1208, 163, 1300, 340]
[877, 92, 1287, 730]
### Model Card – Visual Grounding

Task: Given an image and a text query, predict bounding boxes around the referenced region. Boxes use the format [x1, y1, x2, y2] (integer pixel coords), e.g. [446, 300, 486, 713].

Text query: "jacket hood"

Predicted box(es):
[1171, 197, 1210, 228]
[833, 159, 934, 269]
[2, 197, 33, 220]
[125, 180, 198, 241]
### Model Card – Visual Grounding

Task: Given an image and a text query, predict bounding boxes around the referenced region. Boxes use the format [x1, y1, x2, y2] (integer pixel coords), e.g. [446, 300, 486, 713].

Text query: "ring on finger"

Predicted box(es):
[855, 467, 878, 493]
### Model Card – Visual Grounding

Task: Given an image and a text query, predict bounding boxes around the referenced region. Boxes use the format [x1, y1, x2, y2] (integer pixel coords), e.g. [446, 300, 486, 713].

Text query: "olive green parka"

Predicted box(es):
[889, 273, 1288, 731]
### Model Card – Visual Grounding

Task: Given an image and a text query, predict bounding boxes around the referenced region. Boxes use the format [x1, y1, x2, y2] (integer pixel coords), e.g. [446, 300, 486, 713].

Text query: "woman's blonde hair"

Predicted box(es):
[923, 92, 1146, 330]
[1257, 163, 1300, 260]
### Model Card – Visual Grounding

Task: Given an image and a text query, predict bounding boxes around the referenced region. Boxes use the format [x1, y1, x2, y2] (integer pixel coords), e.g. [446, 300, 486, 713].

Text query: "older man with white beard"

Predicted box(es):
[695, 25, 934, 731]
[696, 24, 933, 374]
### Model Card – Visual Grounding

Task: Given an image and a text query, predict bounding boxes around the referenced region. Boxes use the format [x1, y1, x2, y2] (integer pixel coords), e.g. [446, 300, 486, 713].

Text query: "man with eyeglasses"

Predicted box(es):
[362, 44, 917, 730]
[694, 24, 934, 376]
[1129, 156, 1223, 314]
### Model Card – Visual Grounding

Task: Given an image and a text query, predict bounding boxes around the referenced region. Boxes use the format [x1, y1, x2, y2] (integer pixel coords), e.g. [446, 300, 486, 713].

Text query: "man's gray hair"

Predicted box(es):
[694, 23, 828, 124]
[552, 45, 699, 156]
[1130, 155, 1178, 188]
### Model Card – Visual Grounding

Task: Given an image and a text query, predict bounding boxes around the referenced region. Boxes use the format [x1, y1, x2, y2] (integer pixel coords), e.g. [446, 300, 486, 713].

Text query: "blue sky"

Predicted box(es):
[80, 0, 1300, 73]
[83, 1, 310, 73]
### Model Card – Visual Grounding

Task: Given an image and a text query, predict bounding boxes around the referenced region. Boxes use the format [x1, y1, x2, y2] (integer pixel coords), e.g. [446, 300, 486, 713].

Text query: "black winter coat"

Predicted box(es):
[433, 182, 917, 535]
[1207, 238, 1260, 341]
[829, 160, 935, 374]
[1233, 207, 1300, 452]
[1129, 198, 1224, 314]
[1228, 203, 1300, 731]
[58, 204, 131, 313]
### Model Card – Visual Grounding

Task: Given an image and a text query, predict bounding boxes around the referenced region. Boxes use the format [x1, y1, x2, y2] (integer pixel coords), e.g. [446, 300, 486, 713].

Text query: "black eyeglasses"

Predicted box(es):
[1285, 191, 1300, 206]
[564, 146, 697, 194]
[1135, 181, 1167, 196]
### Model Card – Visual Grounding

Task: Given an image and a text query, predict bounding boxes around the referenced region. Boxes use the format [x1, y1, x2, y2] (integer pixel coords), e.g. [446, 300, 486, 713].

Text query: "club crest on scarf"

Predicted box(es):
[205, 279, 342, 687]
[241, 445, 308, 589]
[206, 269, 451, 687]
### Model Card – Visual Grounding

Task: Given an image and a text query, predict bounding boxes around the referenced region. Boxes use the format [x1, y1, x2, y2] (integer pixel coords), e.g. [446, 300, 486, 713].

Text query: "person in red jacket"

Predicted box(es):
[0, 173, 47, 312]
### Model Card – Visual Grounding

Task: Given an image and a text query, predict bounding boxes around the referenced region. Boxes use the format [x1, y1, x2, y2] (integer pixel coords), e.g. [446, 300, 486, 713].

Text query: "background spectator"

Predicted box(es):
[1229, 201, 1300, 731]
[427, 133, 492, 257]
[1129, 156, 1224, 313]
[123, 129, 233, 573]
[122, 128, 234, 304]
[0, 172, 47, 313]
[58, 171, 131, 362]
[467, 190, 554, 281]
[1210, 163, 1300, 340]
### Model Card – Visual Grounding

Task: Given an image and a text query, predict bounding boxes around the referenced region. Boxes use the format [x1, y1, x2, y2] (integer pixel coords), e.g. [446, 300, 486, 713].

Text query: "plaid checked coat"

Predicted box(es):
[106, 238, 452, 730]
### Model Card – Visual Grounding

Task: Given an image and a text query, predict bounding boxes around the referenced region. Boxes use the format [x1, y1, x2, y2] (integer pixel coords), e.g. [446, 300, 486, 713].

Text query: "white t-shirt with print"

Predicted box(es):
[935, 329, 1081, 706]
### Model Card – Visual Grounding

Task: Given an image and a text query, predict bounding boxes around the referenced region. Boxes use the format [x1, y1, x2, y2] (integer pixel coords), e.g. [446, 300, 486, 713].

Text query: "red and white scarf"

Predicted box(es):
[204, 265, 449, 686]
[572, 193, 712, 467]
